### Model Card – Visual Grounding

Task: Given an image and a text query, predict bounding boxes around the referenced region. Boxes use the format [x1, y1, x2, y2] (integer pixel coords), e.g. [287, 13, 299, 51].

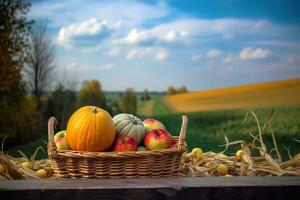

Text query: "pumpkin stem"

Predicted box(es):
[92, 107, 98, 113]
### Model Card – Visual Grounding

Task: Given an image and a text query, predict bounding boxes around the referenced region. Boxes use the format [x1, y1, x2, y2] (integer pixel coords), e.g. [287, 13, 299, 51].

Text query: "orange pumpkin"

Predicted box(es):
[66, 106, 115, 152]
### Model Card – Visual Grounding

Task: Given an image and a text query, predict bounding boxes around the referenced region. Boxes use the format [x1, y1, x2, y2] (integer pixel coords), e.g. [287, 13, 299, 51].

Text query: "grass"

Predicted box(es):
[152, 106, 300, 161]
[7, 79, 300, 161]
[8, 137, 47, 160]
[152, 97, 172, 116]
[137, 100, 154, 116]
[137, 96, 173, 117]
[8, 105, 300, 161]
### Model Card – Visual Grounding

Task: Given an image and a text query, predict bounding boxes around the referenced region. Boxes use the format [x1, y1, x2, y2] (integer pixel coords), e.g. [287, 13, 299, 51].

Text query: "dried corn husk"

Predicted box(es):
[0, 146, 54, 180]
[181, 109, 300, 177]
[1, 109, 299, 180]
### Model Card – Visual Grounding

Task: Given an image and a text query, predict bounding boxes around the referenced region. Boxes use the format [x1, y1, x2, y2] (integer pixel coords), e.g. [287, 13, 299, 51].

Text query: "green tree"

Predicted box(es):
[16, 96, 38, 143]
[111, 100, 122, 115]
[48, 83, 77, 129]
[142, 88, 150, 101]
[122, 88, 137, 114]
[78, 80, 107, 109]
[0, 0, 32, 92]
[167, 86, 177, 95]
[106, 99, 122, 116]
[177, 85, 188, 94]
[0, 0, 36, 146]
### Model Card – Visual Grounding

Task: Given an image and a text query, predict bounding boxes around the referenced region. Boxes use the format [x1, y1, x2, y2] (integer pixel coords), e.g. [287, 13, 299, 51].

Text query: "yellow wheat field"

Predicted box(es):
[165, 78, 300, 112]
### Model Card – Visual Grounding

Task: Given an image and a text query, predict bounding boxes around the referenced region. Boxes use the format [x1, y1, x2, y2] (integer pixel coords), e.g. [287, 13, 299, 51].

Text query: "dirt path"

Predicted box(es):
[138, 100, 154, 117]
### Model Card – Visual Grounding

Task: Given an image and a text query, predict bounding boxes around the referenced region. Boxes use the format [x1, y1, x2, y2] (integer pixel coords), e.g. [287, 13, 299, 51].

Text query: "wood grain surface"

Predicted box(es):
[1, 177, 300, 200]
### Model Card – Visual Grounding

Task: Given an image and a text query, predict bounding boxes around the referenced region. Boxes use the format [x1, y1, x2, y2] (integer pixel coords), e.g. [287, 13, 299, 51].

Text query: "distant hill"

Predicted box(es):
[165, 78, 300, 112]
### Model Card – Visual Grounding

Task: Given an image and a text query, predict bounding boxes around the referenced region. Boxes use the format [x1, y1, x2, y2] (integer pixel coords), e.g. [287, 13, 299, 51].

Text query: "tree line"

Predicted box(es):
[0, 1, 140, 149]
[166, 86, 188, 95]
[1, 0, 186, 149]
[48, 80, 139, 130]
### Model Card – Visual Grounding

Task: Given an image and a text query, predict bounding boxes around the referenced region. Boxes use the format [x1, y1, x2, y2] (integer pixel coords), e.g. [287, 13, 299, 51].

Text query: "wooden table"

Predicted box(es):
[1, 177, 300, 200]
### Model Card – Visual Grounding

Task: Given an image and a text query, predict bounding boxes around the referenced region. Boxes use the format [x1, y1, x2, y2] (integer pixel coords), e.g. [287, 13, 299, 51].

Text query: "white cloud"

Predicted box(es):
[117, 18, 296, 48]
[108, 48, 120, 57]
[191, 54, 203, 61]
[163, 30, 188, 42]
[240, 47, 271, 59]
[223, 54, 233, 63]
[155, 49, 168, 61]
[114, 18, 285, 48]
[33, 0, 283, 39]
[125, 29, 150, 44]
[254, 20, 268, 29]
[207, 49, 221, 58]
[31, 0, 296, 52]
[31, 0, 170, 28]
[126, 47, 167, 61]
[122, 28, 188, 46]
[248, 40, 300, 49]
[139, 47, 153, 57]
[114, 21, 123, 28]
[57, 18, 113, 47]
[126, 49, 140, 60]
[125, 47, 153, 60]
[64, 62, 90, 72]
[147, 18, 281, 40]
[101, 63, 114, 69]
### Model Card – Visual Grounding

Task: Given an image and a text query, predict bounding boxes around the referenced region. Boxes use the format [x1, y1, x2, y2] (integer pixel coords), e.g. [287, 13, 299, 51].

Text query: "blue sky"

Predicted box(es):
[30, 0, 300, 91]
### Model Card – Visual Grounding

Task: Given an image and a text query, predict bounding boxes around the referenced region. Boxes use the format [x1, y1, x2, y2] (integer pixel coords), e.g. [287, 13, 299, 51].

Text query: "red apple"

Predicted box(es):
[113, 135, 137, 151]
[143, 119, 165, 133]
[144, 129, 173, 150]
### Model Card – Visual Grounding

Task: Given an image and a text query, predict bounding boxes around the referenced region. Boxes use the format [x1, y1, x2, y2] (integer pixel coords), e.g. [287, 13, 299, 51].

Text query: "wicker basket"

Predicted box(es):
[48, 115, 188, 179]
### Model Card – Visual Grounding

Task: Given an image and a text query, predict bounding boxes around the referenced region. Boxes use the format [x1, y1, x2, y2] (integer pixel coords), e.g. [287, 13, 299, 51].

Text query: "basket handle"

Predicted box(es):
[178, 115, 188, 152]
[48, 117, 59, 159]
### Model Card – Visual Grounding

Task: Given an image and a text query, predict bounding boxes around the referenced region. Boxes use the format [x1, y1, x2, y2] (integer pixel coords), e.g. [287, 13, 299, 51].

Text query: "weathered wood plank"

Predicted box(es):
[1, 177, 300, 200]
[1, 177, 300, 189]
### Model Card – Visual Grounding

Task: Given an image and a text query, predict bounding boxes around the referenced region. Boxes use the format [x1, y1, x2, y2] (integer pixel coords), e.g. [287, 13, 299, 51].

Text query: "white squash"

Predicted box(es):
[113, 114, 145, 145]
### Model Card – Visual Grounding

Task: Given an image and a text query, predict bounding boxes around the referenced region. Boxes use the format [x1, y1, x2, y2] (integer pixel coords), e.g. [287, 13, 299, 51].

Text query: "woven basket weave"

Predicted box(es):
[48, 115, 188, 179]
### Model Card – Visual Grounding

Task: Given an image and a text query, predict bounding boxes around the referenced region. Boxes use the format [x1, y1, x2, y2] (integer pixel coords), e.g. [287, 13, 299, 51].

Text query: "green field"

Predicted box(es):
[138, 96, 171, 116]
[8, 80, 300, 161]
[151, 105, 300, 159]
[9, 103, 300, 161]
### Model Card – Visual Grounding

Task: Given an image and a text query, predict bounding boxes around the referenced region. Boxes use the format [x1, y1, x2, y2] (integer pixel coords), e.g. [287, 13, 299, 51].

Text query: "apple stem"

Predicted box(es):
[91, 107, 97, 114]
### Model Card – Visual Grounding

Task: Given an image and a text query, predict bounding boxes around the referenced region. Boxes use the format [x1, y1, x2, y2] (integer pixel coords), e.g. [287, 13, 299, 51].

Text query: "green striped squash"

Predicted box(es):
[113, 114, 145, 145]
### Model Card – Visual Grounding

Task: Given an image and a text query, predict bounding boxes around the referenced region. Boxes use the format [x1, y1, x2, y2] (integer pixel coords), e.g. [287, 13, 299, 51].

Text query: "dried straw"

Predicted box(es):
[180, 109, 300, 177]
[0, 146, 54, 180]
[1, 109, 299, 180]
